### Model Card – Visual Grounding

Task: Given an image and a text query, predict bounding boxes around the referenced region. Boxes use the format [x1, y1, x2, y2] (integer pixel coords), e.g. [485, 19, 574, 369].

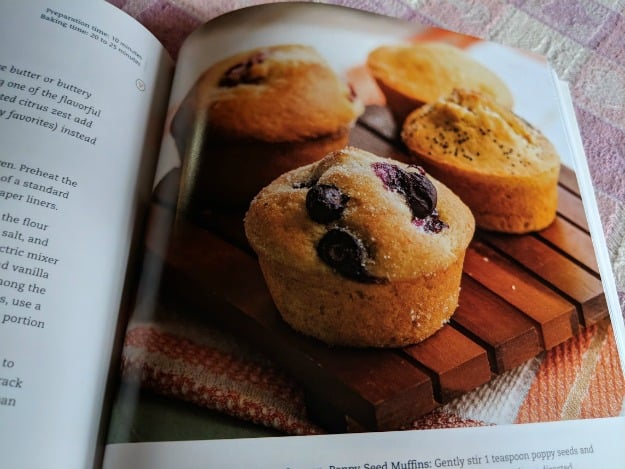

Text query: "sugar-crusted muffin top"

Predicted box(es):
[171, 44, 363, 143]
[401, 89, 560, 177]
[244, 147, 475, 282]
[367, 42, 513, 108]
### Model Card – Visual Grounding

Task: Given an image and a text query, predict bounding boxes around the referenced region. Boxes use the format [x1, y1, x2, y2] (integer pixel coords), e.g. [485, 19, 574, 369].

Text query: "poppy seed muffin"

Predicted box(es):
[367, 42, 513, 124]
[171, 44, 364, 210]
[244, 147, 475, 347]
[401, 89, 560, 233]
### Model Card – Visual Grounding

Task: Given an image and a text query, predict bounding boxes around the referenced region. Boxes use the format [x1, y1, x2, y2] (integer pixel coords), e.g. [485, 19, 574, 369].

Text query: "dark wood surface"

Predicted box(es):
[149, 105, 608, 432]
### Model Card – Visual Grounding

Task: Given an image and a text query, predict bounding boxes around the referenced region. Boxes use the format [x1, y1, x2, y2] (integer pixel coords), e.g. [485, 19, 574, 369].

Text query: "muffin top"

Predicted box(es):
[401, 89, 560, 178]
[367, 42, 513, 108]
[244, 147, 475, 282]
[171, 44, 363, 143]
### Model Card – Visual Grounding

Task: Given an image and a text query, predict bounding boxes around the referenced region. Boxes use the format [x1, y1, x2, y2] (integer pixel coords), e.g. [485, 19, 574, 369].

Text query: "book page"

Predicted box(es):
[0, 1, 172, 468]
[105, 3, 625, 468]
[107, 417, 625, 469]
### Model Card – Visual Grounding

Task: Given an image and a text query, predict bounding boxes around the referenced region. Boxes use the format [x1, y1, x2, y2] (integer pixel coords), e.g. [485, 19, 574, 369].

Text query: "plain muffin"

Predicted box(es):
[367, 42, 513, 124]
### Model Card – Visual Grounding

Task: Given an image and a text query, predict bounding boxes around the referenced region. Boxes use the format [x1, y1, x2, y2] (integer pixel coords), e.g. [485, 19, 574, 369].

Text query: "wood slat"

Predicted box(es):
[348, 125, 410, 164]
[558, 165, 581, 197]
[196, 208, 249, 250]
[403, 326, 491, 403]
[535, 216, 599, 275]
[464, 241, 578, 349]
[303, 391, 349, 432]
[480, 232, 607, 326]
[452, 275, 543, 373]
[357, 105, 399, 142]
[557, 185, 589, 233]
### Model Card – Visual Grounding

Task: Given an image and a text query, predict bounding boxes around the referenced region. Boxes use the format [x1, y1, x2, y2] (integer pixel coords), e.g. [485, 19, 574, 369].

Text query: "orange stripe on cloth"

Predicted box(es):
[579, 325, 625, 418]
[122, 324, 322, 435]
[515, 324, 603, 423]
[407, 27, 482, 49]
[408, 409, 490, 431]
[407, 27, 544, 63]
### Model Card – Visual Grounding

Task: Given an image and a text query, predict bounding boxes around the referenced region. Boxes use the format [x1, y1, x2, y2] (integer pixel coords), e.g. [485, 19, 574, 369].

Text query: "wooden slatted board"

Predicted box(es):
[149, 105, 608, 433]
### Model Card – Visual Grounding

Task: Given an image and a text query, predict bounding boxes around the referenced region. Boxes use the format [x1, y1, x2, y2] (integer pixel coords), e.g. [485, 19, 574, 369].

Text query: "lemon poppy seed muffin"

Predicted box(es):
[244, 147, 475, 347]
[367, 42, 513, 124]
[171, 45, 364, 209]
[402, 89, 560, 233]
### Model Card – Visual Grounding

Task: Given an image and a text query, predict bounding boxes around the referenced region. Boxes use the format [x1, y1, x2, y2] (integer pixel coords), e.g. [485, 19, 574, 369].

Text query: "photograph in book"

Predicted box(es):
[107, 3, 625, 444]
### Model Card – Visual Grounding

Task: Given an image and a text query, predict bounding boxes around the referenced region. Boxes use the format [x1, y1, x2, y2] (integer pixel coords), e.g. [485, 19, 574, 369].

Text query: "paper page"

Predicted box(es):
[0, 1, 172, 468]
[553, 76, 625, 371]
[105, 3, 625, 468]
[105, 416, 625, 469]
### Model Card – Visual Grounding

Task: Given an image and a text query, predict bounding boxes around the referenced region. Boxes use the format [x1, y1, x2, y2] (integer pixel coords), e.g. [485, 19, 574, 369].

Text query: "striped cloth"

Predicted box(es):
[110, 0, 625, 435]
[122, 318, 624, 433]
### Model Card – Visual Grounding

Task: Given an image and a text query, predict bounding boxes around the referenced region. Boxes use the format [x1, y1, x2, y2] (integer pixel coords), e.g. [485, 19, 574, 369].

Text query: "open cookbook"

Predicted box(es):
[1, 1, 624, 468]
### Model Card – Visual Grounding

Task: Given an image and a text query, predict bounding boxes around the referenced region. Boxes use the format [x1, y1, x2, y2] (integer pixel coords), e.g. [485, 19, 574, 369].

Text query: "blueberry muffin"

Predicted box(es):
[367, 42, 513, 124]
[244, 147, 475, 347]
[171, 45, 363, 211]
[402, 89, 560, 233]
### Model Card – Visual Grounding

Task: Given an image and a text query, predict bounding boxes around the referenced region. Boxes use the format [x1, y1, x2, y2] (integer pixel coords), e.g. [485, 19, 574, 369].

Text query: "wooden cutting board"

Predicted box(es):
[150, 106, 608, 433]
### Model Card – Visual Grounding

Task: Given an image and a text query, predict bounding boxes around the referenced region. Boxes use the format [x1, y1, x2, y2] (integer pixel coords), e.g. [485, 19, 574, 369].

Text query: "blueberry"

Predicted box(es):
[372, 162, 437, 219]
[424, 211, 448, 233]
[404, 171, 437, 218]
[306, 184, 349, 223]
[408, 164, 426, 176]
[371, 161, 403, 191]
[412, 209, 449, 233]
[218, 52, 267, 87]
[317, 228, 379, 283]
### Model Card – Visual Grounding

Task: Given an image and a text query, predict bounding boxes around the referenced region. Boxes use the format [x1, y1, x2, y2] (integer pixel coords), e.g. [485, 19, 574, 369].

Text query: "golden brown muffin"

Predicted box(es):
[244, 147, 475, 348]
[367, 42, 513, 124]
[402, 89, 560, 233]
[171, 45, 363, 210]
